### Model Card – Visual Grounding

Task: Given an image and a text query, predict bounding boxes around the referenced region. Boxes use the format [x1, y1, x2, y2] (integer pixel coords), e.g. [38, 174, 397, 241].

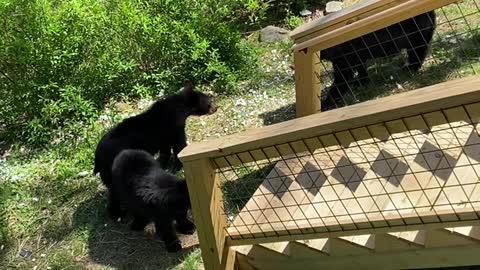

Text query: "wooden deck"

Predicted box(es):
[227, 107, 480, 244]
[179, 76, 480, 270]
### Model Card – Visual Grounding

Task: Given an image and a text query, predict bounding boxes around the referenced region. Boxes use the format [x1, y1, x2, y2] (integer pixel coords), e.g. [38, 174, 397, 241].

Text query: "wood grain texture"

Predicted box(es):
[293, 50, 321, 117]
[183, 159, 234, 270]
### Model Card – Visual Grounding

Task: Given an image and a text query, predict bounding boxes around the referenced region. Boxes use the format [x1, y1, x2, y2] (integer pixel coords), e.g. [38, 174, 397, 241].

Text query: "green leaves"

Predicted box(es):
[1, 0, 258, 144]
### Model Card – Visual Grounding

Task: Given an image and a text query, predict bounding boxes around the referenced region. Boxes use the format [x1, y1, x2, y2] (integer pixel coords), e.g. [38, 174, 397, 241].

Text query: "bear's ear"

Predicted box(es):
[182, 82, 195, 94]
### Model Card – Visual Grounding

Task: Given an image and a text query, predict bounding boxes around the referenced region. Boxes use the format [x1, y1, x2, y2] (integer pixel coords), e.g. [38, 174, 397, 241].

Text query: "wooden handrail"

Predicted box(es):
[290, 0, 462, 117]
[290, 0, 408, 43]
[293, 0, 461, 52]
[178, 76, 480, 163]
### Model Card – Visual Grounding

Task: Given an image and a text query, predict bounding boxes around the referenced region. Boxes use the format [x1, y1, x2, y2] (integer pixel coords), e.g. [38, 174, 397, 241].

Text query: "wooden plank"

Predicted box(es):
[375, 233, 423, 252]
[294, 50, 321, 117]
[183, 159, 234, 270]
[329, 237, 373, 256]
[446, 226, 480, 241]
[388, 230, 426, 246]
[227, 213, 480, 246]
[178, 76, 480, 163]
[242, 244, 290, 264]
[291, 0, 410, 44]
[425, 228, 479, 248]
[339, 234, 375, 250]
[286, 240, 329, 257]
[241, 244, 480, 270]
[260, 242, 289, 254]
[293, 0, 461, 52]
[234, 252, 255, 270]
[227, 110, 480, 245]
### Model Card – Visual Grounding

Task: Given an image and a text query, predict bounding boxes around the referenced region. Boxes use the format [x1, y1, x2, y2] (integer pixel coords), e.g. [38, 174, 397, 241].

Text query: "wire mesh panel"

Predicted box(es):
[214, 102, 480, 241]
[318, 0, 480, 110]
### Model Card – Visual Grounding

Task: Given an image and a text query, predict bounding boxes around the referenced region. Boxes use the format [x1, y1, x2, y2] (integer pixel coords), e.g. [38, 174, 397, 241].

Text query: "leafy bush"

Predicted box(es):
[0, 0, 258, 144]
[239, 0, 310, 26]
[285, 15, 304, 30]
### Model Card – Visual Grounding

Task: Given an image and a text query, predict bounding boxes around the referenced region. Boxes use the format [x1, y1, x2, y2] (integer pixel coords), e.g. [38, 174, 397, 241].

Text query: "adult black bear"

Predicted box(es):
[321, 11, 436, 109]
[110, 149, 195, 253]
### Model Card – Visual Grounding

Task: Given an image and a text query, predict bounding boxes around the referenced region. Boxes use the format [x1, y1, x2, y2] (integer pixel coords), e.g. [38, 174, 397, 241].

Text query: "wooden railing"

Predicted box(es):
[179, 76, 480, 270]
[179, 0, 479, 269]
[290, 0, 462, 117]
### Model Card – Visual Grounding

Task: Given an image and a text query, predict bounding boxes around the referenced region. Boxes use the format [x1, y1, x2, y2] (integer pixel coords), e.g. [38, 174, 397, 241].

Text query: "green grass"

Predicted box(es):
[175, 249, 203, 270]
[2, 2, 480, 269]
[0, 38, 295, 269]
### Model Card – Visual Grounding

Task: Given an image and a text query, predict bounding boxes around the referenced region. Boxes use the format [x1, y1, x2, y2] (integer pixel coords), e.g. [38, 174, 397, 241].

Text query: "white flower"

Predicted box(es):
[77, 171, 89, 178]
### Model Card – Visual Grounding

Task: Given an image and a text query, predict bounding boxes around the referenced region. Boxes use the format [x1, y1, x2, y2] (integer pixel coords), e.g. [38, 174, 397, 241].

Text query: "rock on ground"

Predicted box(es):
[259, 26, 290, 43]
[325, 1, 344, 15]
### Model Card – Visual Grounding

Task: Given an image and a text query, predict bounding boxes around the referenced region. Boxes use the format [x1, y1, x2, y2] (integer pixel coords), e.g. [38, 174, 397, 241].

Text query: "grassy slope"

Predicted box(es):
[2, 1, 480, 269]
[0, 39, 295, 270]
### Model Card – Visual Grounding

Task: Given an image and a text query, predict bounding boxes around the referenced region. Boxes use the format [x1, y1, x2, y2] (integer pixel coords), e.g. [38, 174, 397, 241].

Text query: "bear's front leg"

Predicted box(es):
[175, 208, 196, 235]
[171, 129, 187, 172]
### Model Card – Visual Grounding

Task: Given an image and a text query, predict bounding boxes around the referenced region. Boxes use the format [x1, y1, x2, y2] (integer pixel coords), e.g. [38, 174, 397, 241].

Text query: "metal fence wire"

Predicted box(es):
[215, 101, 480, 241]
[316, 0, 480, 110]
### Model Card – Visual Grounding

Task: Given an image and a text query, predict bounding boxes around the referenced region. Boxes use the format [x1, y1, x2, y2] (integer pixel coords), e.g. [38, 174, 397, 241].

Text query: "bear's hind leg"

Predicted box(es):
[155, 218, 182, 253]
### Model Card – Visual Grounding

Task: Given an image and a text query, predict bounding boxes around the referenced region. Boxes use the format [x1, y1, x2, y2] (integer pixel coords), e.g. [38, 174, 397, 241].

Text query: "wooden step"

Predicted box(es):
[234, 226, 480, 270]
[445, 226, 480, 241]
[376, 233, 424, 252]
[237, 244, 480, 270]
[285, 240, 329, 257]
[259, 242, 289, 254]
[328, 237, 373, 256]
[339, 234, 375, 249]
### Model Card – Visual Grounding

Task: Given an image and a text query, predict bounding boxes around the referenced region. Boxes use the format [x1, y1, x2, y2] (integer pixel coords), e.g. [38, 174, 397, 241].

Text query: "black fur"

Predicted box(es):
[110, 149, 195, 253]
[321, 11, 436, 109]
[93, 82, 216, 191]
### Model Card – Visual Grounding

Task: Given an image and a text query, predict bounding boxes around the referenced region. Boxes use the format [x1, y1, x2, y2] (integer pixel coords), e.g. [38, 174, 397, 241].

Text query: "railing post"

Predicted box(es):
[183, 158, 235, 270]
[293, 48, 321, 117]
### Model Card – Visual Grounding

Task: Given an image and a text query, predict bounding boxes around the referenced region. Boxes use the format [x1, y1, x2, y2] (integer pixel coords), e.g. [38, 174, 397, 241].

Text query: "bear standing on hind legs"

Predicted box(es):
[93, 83, 216, 219]
[320, 11, 436, 109]
[110, 149, 195, 253]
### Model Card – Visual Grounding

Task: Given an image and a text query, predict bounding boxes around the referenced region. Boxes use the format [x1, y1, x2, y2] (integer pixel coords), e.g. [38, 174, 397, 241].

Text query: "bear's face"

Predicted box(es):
[191, 92, 217, 116]
[182, 83, 217, 116]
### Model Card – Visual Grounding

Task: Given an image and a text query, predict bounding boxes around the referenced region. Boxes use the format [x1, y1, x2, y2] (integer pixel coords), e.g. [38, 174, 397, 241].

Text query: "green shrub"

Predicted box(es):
[285, 15, 304, 30]
[0, 0, 258, 144]
[237, 0, 311, 26]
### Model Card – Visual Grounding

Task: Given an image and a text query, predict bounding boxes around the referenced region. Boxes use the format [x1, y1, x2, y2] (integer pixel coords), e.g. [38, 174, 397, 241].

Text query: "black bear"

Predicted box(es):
[94, 82, 216, 191]
[110, 149, 195, 253]
[320, 11, 436, 109]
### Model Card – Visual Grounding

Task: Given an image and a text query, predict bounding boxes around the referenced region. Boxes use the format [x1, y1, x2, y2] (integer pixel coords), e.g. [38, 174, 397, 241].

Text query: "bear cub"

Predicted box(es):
[321, 11, 436, 109]
[94, 82, 216, 192]
[110, 149, 195, 253]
